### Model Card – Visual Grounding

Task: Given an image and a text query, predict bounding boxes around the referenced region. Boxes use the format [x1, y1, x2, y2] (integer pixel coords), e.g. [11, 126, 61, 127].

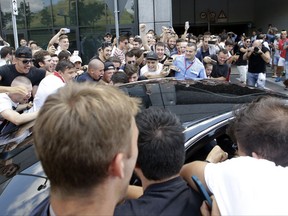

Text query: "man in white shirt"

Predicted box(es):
[30, 60, 76, 112]
[180, 97, 288, 215]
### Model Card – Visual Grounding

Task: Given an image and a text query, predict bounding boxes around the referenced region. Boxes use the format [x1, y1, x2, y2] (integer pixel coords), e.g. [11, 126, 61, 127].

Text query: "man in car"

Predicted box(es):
[114, 108, 203, 216]
[32, 82, 140, 215]
[180, 96, 288, 215]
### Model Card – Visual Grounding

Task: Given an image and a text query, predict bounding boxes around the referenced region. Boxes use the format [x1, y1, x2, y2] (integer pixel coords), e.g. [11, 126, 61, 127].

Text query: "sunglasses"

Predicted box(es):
[20, 59, 34, 64]
[127, 60, 135, 64]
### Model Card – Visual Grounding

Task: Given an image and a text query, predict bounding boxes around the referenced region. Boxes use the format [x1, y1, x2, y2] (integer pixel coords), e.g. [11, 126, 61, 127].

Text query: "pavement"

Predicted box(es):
[230, 65, 288, 95]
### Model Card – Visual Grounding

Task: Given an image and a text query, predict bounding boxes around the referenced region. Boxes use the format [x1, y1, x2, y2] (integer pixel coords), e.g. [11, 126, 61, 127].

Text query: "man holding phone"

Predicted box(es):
[180, 97, 288, 215]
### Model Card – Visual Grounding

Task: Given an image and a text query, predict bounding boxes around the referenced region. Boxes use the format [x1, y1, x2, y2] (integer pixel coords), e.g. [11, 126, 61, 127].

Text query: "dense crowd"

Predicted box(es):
[0, 23, 288, 216]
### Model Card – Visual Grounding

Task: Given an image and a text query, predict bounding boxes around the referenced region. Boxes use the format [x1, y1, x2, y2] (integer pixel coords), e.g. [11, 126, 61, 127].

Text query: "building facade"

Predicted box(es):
[1, 0, 287, 63]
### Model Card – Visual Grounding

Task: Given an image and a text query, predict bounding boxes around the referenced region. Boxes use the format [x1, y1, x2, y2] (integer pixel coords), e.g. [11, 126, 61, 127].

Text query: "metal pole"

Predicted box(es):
[12, 13, 19, 49]
[113, 0, 119, 46]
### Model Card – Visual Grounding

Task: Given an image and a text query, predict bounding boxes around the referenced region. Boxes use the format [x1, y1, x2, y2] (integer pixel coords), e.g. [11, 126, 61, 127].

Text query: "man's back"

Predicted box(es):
[205, 156, 288, 215]
[114, 176, 202, 216]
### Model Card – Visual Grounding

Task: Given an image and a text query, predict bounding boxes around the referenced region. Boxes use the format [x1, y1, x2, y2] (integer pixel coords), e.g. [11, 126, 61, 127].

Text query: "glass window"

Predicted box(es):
[52, 0, 77, 27]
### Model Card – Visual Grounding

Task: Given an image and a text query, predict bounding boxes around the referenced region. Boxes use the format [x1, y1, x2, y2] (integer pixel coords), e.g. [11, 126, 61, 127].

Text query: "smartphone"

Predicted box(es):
[185, 21, 189, 29]
[192, 175, 212, 209]
[63, 28, 70, 34]
[208, 40, 217, 45]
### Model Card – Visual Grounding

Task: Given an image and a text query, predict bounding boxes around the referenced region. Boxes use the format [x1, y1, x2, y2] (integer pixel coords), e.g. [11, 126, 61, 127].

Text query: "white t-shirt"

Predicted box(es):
[0, 93, 17, 117]
[205, 156, 288, 215]
[140, 63, 163, 77]
[30, 74, 65, 112]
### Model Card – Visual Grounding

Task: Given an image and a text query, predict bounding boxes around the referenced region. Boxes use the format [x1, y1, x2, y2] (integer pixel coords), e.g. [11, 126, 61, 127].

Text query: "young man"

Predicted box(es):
[180, 96, 288, 215]
[32, 82, 140, 216]
[173, 42, 206, 80]
[30, 60, 76, 112]
[33, 50, 53, 73]
[0, 46, 47, 88]
[0, 46, 13, 66]
[97, 42, 113, 63]
[140, 51, 167, 79]
[99, 61, 115, 85]
[0, 76, 37, 131]
[114, 108, 203, 216]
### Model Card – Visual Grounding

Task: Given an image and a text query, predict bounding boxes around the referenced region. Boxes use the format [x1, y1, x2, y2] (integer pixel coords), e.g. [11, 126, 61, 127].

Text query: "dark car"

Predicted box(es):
[0, 79, 287, 215]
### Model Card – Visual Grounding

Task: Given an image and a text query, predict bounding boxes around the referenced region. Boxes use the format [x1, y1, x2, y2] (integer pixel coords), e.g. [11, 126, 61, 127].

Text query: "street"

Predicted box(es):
[230, 65, 288, 95]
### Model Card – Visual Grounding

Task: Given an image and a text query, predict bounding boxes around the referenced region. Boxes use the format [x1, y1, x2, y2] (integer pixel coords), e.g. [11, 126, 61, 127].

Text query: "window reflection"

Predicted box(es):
[52, 0, 77, 27]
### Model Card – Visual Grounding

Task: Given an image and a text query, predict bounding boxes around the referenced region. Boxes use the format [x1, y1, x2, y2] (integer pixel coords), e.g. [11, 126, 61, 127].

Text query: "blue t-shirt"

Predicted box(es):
[173, 55, 206, 80]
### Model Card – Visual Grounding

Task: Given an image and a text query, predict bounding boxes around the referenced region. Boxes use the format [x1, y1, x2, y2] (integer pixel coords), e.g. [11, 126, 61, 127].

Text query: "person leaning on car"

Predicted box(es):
[180, 96, 288, 215]
[114, 108, 203, 216]
[31, 82, 140, 216]
[203, 48, 229, 81]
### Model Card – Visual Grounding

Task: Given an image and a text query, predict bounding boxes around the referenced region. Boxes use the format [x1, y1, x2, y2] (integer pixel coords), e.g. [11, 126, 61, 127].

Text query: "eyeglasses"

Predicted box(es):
[19, 59, 34, 64]
[127, 60, 135, 64]
[246, 41, 251, 43]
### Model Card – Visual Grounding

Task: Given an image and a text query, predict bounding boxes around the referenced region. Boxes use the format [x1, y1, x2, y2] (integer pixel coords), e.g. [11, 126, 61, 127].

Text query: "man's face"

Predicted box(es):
[146, 60, 158, 71]
[226, 45, 234, 52]
[185, 46, 196, 60]
[102, 69, 114, 83]
[51, 56, 59, 72]
[217, 52, 228, 65]
[104, 35, 112, 42]
[126, 56, 136, 65]
[133, 42, 141, 48]
[203, 37, 209, 50]
[20, 39, 27, 46]
[90, 63, 104, 81]
[156, 45, 165, 59]
[112, 62, 121, 72]
[120, 40, 129, 49]
[179, 42, 187, 54]
[41, 55, 52, 72]
[128, 73, 138, 82]
[168, 38, 176, 49]
[74, 61, 82, 70]
[59, 38, 69, 50]
[61, 67, 77, 82]
[281, 31, 287, 39]
[15, 58, 34, 74]
[13, 84, 32, 104]
[101, 46, 112, 61]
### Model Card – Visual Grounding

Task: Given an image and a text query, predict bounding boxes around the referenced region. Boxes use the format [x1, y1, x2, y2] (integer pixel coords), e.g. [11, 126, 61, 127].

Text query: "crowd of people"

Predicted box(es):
[0, 23, 288, 215]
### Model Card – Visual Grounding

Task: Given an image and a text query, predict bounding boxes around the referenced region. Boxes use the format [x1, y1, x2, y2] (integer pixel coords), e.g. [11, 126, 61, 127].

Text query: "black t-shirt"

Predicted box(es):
[235, 45, 248, 66]
[114, 176, 203, 216]
[0, 64, 46, 86]
[248, 46, 269, 73]
[210, 54, 229, 78]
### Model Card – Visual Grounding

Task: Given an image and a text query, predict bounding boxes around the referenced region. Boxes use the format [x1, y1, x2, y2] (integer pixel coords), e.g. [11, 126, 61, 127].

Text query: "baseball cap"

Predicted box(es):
[105, 32, 112, 37]
[145, 51, 158, 61]
[15, 46, 32, 58]
[70, 55, 82, 63]
[104, 61, 115, 71]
